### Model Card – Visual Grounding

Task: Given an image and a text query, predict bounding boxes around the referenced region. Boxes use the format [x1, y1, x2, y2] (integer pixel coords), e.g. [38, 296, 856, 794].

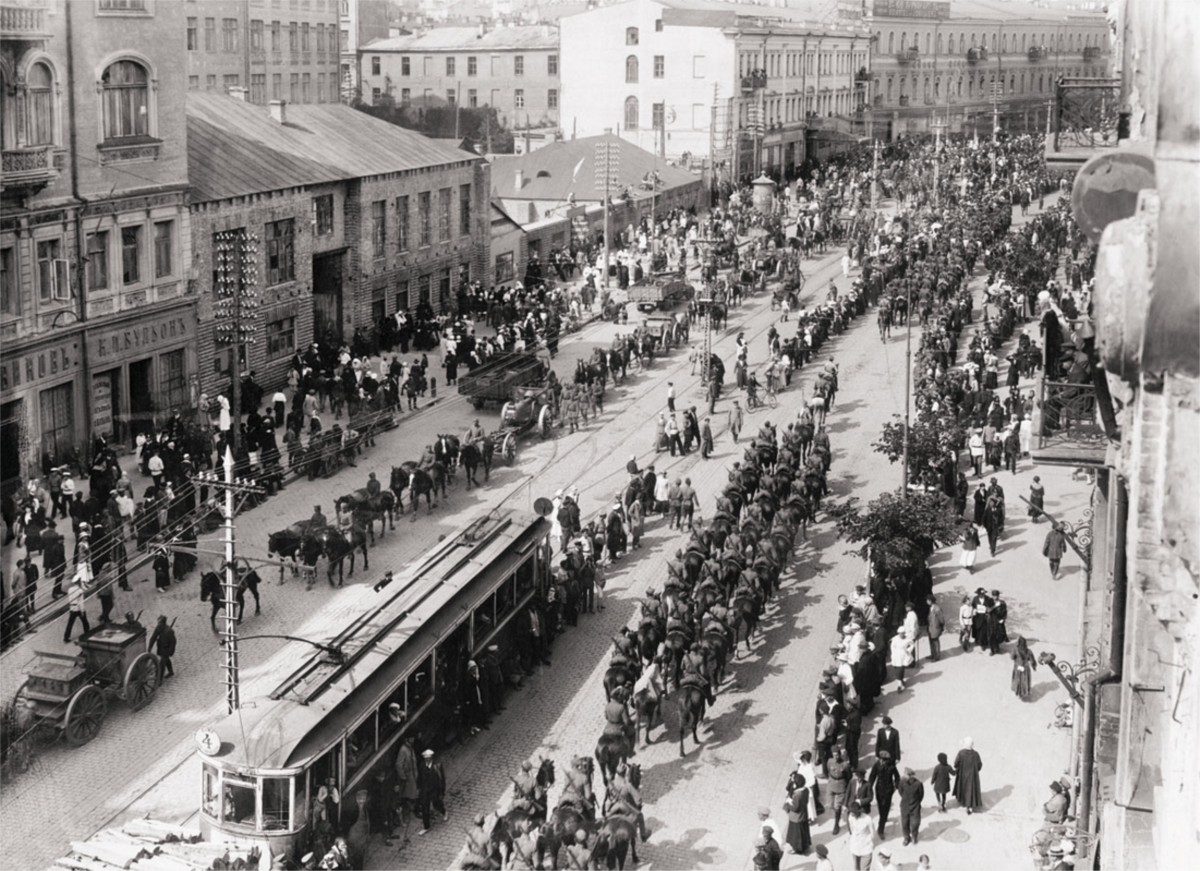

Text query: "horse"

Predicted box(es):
[199, 570, 225, 635]
[731, 588, 763, 656]
[540, 804, 594, 870]
[434, 434, 460, 481]
[593, 816, 640, 870]
[391, 464, 438, 519]
[304, 524, 369, 585]
[338, 488, 396, 545]
[595, 725, 634, 790]
[603, 655, 638, 703]
[459, 440, 486, 489]
[632, 660, 663, 747]
[677, 677, 708, 757]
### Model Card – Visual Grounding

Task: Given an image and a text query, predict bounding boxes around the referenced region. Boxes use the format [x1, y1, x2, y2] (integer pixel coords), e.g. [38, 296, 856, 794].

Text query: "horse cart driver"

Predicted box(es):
[515, 390, 536, 422]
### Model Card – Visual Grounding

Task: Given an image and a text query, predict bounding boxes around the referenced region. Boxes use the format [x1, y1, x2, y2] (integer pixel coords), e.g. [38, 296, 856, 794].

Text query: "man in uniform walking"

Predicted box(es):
[729, 400, 744, 443]
[416, 749, 446, 835]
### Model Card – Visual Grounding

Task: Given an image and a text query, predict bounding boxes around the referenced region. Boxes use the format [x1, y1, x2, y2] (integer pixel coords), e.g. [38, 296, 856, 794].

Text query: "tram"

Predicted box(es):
[196, 507, 552, 862]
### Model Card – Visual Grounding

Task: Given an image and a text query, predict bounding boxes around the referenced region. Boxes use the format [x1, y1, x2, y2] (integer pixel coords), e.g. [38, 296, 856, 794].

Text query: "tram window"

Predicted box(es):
[515, 558, 535, 597]
[407, 657, 432, 710]
[223, 778, 257, 826]
[473, 598, 495, 647]
[309, 744, 342, 813]
[262, 777, 292, 831]
[202, 764, 220, 818]
[346, 716, 377, 777]
[495, 577, 516, 624]
[378, 684, 408, 744]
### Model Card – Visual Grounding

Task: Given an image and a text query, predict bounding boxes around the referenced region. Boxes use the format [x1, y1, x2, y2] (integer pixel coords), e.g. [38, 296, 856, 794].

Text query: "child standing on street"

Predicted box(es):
[931, 752, 954, 812]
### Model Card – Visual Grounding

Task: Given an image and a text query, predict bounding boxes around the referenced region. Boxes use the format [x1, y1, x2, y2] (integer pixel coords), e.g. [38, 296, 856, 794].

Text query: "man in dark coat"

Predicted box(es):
[898, 766, 925, 846]
[149, 615, 177, 678]
[416, 749, 447, 834]
[875, 715, 901, 762]
[987, 590, 1009, 654]
[868, 751, 900, 837]
[842, 699, 863, 771]
[41, 521, 67, 598]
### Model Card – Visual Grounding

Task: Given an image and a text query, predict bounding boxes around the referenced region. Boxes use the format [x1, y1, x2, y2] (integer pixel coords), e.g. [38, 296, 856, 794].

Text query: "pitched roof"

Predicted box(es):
[186, 93, 477, 202]
[363, 24, 557, 53]
[655, 0, 827, 28]
[869, 0, 1106, 22]
[489, 133, 698, 203]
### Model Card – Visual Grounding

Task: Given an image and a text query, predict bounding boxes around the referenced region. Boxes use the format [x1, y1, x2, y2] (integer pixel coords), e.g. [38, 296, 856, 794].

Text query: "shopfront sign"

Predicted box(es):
[87, 311, 195, 366]
[0, 339, 82, 395]
[92, 372, 114, 439]
[873, 0, 951, 21]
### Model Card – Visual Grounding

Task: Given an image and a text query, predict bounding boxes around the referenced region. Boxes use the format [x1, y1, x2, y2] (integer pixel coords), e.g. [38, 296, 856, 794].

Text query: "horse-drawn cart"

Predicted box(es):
[457, 352, 547, 409]
[14, 623, 160, 746]
[495, 384, 556, 464]
[643, 314, 684, 351]
[628, 279, 695, 313]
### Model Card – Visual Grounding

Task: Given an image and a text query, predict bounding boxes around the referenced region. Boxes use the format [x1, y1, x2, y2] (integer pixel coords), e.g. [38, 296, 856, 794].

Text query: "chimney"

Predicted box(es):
[269, 100, 287, 124]
[228, 86, 249, 102]
[515, 169, 524, 189]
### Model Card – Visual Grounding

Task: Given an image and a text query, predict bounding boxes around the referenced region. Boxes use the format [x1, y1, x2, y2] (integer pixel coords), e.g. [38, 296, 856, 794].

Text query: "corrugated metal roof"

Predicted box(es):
[187, 94, 478, 203]
[490, 132, 699, 204]
[364, 24, 557, 53]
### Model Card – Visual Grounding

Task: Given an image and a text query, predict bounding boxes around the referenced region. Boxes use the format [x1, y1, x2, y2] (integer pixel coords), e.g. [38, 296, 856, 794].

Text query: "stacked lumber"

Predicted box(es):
[55, 820, 263, 871]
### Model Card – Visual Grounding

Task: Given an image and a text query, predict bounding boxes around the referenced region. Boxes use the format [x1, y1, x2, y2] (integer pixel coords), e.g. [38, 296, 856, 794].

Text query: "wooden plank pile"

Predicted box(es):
[56, 819, 263, 871]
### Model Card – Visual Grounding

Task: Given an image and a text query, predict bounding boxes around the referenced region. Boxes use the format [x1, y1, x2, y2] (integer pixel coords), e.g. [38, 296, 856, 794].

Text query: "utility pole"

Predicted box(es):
[193, 448, 265, 713]
[213, 229, 260, 463]
[932, 116, 946, 207]
[871, 139, 881, 210]
[595, 138, 619, 289]
[902, 279, 914, 497]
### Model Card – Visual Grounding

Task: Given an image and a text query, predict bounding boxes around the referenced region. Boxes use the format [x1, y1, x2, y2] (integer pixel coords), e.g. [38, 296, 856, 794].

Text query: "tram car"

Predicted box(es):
[196, 507, 552, 864]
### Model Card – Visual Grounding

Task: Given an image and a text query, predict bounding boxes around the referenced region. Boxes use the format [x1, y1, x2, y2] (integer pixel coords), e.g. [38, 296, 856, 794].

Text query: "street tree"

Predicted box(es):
[874, 414, 965, 480]
[831, 489, 962, 572]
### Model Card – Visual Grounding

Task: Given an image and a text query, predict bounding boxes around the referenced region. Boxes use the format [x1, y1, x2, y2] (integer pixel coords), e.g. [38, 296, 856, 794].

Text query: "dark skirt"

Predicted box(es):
[784, 814, 811, 854]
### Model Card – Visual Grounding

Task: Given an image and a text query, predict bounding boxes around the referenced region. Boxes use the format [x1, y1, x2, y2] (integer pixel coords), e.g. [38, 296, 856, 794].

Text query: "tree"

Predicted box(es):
[873, 414, 965, 483]
[354, 102, 515, 153]
[831, 489, 962, 573]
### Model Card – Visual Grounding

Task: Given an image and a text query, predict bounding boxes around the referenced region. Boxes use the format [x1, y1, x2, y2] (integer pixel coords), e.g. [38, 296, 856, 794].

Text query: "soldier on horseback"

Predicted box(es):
[558, 757, 596, 821]
[683, 644, 716, 705]
[509, 761, 547, 819]
[607, 763, 651, 842]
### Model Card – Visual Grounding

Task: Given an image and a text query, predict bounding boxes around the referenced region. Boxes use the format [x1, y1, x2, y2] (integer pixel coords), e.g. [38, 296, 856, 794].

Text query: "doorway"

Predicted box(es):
[312, 252, 345, 346]
[128, 358, 154, 440]
[1, 400, 25, 497]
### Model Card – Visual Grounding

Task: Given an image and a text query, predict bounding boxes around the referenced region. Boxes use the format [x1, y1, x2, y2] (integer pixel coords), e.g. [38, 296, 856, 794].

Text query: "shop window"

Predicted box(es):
[40, 383, 75, 467]
[266, 219, 295, 285]
[101, 59, 151, 141]
[26, 62, 56, 146]
[37, 238, 69, 303]
[314, 194, 334, 236]
[0, 247, 16, 315]
[266, 316, 295, 360]
[160, 349, 187, 411]
[371, 199, 386, 257]
[121, 226, 142, 285]
[459, 185, 472, 237]
[494, 251, 514, 283]
[86, 232, 110, 292]
[261, 777, 291, 831]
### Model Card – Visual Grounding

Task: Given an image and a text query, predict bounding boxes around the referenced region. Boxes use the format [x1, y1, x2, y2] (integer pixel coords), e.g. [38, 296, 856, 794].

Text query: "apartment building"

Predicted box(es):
[360, 24, 560, 129]
[184, 0, 340, 105]
[338, 0, 389, 102]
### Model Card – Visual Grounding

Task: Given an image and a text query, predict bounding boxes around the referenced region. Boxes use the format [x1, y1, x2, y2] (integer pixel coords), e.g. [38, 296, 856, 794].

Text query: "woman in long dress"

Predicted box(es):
[1011, 636, 1038, 700]
[1028, 476, 1045, 522]
[783, 772, 813, 855]
[953, 737, 984, 813]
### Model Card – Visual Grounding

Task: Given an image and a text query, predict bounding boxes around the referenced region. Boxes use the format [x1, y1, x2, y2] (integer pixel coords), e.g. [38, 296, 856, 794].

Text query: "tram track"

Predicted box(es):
[73, 239, 855, 850]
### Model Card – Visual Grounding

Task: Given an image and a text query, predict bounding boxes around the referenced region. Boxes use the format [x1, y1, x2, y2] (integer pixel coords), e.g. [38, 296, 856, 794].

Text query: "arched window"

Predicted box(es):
[888, 31, 895, 53]
[1002, 34, 1008, 53]
[624, 95, 638, 130]
[1009, 73, 1016, 93]
[934, 77, 941, 99]
[874, 31, 881, 55]
[924, 77, 931, 102]
[968, 76, 974, 97]
[936, 32, 943, 54]
[101, 59, 149, 140]
[625, 55, 638, 83]
[924, 32, 931, 54]
[957, 75, 963, 97]
[991, 33, 998, 53]
[26, 61, 56, 146]
[625, 27, 638, 46]
[1021, 34, 1027, 52]
[1038, 74, 1044, 93]
[886, 77, 893, 102]
[900, 32, 907, 51]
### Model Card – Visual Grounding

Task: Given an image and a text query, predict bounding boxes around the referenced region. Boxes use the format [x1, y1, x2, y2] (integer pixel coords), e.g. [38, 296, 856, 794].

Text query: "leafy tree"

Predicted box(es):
[873, 414, 965, 482]
[354, 102, 515, 153]
[831, 489, 962, 572]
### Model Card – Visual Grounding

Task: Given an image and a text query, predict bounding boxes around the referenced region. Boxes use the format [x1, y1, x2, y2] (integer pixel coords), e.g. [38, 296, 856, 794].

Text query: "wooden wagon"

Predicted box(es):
[495, 383, 556, 464]
[14, 623, 160, 747]
[457, 352, 548, 409]
[628, 278, 695, 313]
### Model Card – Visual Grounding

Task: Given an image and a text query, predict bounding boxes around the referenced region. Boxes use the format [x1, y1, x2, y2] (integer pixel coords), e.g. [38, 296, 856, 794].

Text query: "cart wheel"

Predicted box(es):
[502, 433, 517, 465]
[538, 406, 551, 439]
[64, 684, 107, 747]
[501, 402, 515, 425]
[123, 652, 161, 711]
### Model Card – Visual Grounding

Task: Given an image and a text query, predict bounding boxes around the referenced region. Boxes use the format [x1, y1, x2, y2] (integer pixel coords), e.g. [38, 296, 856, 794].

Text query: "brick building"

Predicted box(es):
[184, 0, 341, 104]
[186, 93, 490, 400]
[2, 0, 193, 492]
[359, 24, 560, 130]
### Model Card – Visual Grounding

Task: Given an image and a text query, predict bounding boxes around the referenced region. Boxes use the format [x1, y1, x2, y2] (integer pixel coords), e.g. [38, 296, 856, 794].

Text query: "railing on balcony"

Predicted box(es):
[1052, 76, 1121, 152]
[896, 47, 919, 64]
[898, 95, 910, 107]
[1083, 46, 1102, 62]
[855, 67, 870, 84]
[966, 47, 988, 64]
[0, 0, 50, 39]
[0, 144, 58, 193]
[1028, 46, 1047, 62]
[741, 69, 767, 93]
[1036, 379, 1106, 454]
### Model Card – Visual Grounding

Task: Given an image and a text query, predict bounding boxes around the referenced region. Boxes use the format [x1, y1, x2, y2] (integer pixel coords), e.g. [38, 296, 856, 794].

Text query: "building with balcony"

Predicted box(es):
[184, 0, 340, 105]
[186, 93, 490, 399]
[558, 0, 871, 186]
[359, 25, 560, 131]
[865, 0, 1110, 141]
[339, 0, 390, 102]
[1, 0, 193, 492]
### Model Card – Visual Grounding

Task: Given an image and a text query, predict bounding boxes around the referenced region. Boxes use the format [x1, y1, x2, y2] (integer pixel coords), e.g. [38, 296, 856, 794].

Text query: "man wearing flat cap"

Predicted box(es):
[898, 765, 925, 845]
[869, 749, 900, 838]
[875, 715, 901, 762]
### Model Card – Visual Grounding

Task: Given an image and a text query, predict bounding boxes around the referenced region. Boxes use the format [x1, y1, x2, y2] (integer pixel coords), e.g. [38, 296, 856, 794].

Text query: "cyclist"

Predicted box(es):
[745, 372, 761, 409]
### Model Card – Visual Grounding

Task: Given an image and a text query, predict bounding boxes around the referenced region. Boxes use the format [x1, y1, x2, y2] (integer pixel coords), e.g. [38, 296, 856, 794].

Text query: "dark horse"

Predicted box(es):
[677, 676, 708, 756]
[390, 463, 441, 519]
[304, 524, 369, 585]
[459, 436, 496, 489]
[338, 488, 396, 544]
